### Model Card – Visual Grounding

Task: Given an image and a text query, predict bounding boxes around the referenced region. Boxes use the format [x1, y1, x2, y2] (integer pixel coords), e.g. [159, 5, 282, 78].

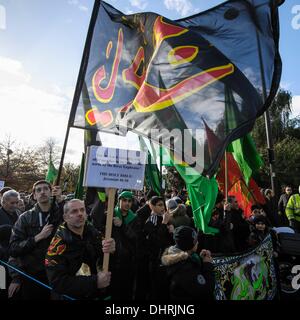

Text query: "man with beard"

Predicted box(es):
[9, 180, 63, 299]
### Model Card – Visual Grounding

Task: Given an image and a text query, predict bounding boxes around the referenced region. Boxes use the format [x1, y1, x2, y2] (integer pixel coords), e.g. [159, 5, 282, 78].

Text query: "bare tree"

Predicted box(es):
[37, 137, 61, 167]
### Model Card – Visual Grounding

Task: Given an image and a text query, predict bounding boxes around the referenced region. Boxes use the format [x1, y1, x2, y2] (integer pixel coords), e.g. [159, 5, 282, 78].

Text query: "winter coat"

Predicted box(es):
[0, 207, 19, 226]
[45, 222, 104, 299]
[208, 208, 236, 254]
[143, 214, 174, 267]
[9, 203, 63, 275]
[248, 229, 269, 248]
[0, 224, 12, 261]
[230, 208, 251, 252]
[161, 246, 215, 300]
[109, 208, 138, 269]
[263, 198, 279, 227]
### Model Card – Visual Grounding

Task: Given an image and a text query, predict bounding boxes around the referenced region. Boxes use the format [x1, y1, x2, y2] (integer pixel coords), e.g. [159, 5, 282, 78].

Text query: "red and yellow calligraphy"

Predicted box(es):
[92, 28, 124, 103]
[47, 236, 66, 256]
[168, 46, 199, 66]
[133, 64, 234, 113]
[122, 47, 146, 90]
[86, 108, 113, 127]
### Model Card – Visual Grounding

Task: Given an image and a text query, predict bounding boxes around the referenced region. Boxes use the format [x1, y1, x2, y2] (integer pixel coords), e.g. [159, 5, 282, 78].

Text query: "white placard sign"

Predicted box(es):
[0, 180, 5, 190]
[83, 146, 146, 190]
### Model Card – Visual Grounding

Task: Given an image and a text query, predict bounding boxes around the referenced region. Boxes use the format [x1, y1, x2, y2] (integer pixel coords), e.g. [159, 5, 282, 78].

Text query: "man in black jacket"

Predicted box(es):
[9, 180, 63, 299]
[227, 196, 250, 253]
[278, 185, 293, 226]
[135, 189, 158, 300]
[45, 199, 115, 300]
[161, 226, 215, 300]
[0, 189, 20, 227]
[143, 196, 174, 299]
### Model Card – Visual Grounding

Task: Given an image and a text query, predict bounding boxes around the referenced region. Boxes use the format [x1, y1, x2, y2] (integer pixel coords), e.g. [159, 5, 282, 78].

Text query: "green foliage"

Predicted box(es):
[252, 89, 300, 188]
[274, 137, 300, 187]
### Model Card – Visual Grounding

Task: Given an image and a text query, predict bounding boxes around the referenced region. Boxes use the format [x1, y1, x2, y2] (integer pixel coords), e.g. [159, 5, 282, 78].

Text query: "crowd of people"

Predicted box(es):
[0, 181, 300, 300]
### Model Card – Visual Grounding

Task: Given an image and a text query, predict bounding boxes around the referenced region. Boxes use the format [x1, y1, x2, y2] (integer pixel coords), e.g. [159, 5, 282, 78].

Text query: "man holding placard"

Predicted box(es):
[45, 199, 115, 300]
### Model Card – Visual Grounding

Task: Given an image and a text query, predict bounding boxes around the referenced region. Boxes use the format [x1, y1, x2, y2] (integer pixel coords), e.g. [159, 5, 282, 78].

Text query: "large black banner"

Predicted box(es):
[213, 234, 278, 300]
[71, 0, 282, 176]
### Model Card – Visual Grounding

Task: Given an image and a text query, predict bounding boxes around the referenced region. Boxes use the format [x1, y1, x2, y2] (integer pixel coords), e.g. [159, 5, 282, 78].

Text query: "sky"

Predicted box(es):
[0, 0, 299, 166]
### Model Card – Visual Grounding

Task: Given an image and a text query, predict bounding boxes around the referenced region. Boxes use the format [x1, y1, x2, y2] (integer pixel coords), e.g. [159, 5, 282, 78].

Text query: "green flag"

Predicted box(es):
[46, 160, 58, 184]
[75, 153, 85, 200]
[170, 156, 219, 235]
[160, 145, 218, 234]
[143, 138, 218, 234]
[225, 86, 263, 185]
[140, 137, 161, 195]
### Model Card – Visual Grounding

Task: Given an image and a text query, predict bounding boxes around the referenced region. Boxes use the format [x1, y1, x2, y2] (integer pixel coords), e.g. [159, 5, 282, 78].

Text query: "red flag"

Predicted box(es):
[204, 119, 265, 218]
[217, 153, 265, 218]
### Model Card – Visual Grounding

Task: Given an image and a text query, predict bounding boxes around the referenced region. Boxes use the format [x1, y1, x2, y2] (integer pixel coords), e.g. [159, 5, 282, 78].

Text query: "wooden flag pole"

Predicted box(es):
[102, 188, 116, 272]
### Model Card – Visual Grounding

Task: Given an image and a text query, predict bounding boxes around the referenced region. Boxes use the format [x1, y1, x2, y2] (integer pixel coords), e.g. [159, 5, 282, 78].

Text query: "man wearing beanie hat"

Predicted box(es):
[161, 226, 215, 300]
[107, 190, 138, 300]
[248, 215, 270, 248]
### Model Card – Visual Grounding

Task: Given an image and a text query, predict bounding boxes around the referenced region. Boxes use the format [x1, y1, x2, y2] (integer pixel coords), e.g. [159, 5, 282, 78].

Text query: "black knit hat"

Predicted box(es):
[253, 215, 267, 225]
[173, 226, 198, 251]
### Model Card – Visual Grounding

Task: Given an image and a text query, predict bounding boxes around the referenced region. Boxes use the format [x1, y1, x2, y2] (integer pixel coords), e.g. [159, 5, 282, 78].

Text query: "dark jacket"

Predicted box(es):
[263, 198, 279, 227]
[135, 204, 152, 262]
[161, 246, 215, 300]
[0, 207, 19, 227]
[9, 203, 63, 275]
[208, 207, 236, 254]
[45, 222, 104, 299]
[278, 193, 291, 226]
[111, 217, 138, 270]
[143, 214, 174, 267]
[230, 208, 250, 252]
[0, 224, 12, 261]
[248, 229, 269, 248]
[136, 203, 151, 225]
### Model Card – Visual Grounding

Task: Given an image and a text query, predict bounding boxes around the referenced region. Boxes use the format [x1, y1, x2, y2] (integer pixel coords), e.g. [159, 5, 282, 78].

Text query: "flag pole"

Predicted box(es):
[159, 145, 163, 191]
[102, 188, 116, 272]
[225, 150, 228, 200]
[253, 1, 276, 195]
[55, 0, 101, 186]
